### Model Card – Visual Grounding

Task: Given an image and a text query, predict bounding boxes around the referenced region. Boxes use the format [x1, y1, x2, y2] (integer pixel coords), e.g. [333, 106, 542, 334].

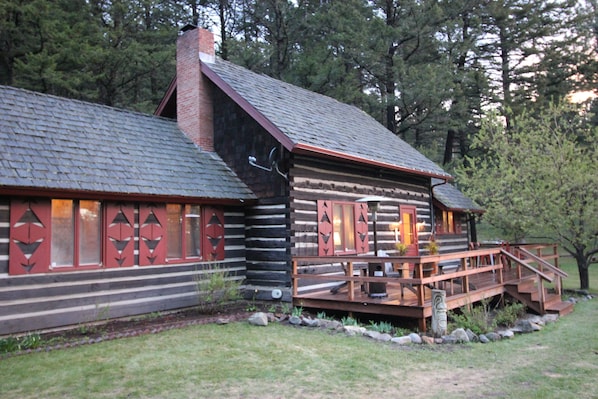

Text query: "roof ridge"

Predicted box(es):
[0, 84, 175, 123]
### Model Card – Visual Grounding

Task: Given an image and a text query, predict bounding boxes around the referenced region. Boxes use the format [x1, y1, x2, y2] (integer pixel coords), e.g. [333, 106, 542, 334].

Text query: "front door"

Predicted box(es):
[399, 205, 419, 256]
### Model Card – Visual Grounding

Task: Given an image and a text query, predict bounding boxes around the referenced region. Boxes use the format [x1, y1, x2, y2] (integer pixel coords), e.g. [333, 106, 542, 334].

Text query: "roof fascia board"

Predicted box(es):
[293, 143, 453, 181]
[433, 199, 485, 214]
[154, 76, 177, 116]
[0, 187, 253, 205]
[201, 62, 296, 151]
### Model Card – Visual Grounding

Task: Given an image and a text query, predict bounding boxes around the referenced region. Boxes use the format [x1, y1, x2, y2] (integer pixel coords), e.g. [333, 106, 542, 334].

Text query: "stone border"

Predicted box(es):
[247, 295, 593, 346]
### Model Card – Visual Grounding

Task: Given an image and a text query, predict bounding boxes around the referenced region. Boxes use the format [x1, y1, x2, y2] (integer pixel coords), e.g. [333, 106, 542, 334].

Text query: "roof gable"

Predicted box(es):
[0, 85, 255, 201]
[202, 58, 451, 179]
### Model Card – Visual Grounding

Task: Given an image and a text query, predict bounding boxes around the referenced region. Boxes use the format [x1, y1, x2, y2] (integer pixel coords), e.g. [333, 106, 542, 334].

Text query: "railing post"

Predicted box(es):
[292, 260, 298, 297]
[347, 261, 354, 301]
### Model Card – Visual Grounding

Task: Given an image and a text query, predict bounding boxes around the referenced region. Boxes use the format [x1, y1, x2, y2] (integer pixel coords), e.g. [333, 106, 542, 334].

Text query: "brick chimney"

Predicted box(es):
[176, 26, 215, 152]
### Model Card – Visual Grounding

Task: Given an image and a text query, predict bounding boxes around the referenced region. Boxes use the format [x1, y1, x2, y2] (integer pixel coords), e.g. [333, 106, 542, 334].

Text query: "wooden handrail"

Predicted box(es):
[517, 247, 568, 278]
[500, 249, 554, 282]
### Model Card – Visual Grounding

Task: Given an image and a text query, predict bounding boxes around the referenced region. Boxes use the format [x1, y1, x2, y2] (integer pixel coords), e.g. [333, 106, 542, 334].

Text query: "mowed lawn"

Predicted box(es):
[1, 294, 596, 399]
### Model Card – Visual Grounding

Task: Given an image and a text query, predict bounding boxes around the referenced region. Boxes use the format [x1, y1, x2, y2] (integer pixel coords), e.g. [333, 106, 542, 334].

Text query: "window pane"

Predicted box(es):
[51, 200, 74, 266]
[403, 213, 413, 245]
[333, 204, 343, 251]
[79, 200, 101, 265]
[448, 212, 454, 233]
[343, 205, 355, 250]
[167, 204, 182, 259]
[185, 205, 201, 258]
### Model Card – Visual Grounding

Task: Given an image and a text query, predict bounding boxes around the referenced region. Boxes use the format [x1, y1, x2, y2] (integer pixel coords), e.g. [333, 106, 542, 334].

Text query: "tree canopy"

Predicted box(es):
[456, 102, 598, 290]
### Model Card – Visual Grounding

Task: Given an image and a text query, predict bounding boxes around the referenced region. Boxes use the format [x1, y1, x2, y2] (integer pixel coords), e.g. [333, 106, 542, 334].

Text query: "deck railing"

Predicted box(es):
[292, 247, 506, 307]
[292, 244, 564, 309]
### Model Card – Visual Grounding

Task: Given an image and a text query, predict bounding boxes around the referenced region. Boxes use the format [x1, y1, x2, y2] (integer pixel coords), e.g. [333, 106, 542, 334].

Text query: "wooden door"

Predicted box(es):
[399, 205, 419, 256]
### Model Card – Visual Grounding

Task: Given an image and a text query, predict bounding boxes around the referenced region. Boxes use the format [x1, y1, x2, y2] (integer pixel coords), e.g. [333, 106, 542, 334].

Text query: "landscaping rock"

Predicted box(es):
[465, 329, 478, 342]
[365, 330, 392, 342]
[343, 325, 366, 336]
[391, 336, 413, 345]
[248, 312, 268, 326]
[409, 333, 422, 344]
[421, 336, 435, 345]
[498, 330, 515, 339]
[486, 332, 501, 342]
[319, 320, 343, 330]
[288, 315, 302, 325]
[479, 334, 490, 344]
[301, 317, 320, 327]
[441, 335, 458, 344]
[450, 328, 470, 343]
[216, 318, 230, 325]
[513, 319, 542, 333]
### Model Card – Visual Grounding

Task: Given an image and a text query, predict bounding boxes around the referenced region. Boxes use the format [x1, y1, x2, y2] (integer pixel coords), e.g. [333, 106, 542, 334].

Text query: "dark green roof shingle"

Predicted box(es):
[204, 58, 451, 179]
[0, 85, 255, 200]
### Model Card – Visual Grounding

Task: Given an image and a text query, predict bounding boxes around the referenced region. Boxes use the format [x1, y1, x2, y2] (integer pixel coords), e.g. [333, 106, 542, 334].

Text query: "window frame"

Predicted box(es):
[317, 200, 368, 256]
[50, 199, 102, 270]
[332, 201, 358, 255]
[166, 203, 203, 263]
[434, 208, 461, 235]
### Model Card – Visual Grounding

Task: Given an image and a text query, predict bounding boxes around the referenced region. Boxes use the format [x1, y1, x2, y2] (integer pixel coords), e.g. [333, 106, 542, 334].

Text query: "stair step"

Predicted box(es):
[546, 301, 575, 316]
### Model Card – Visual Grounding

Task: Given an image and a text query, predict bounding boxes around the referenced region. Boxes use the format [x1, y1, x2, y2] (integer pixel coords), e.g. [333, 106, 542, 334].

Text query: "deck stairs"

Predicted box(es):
[504, 276, 574, 316]
[502, 247, 574, 317]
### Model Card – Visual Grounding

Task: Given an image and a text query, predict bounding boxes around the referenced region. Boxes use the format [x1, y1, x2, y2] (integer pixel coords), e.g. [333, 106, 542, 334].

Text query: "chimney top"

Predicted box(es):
[180, 24, 197, 33]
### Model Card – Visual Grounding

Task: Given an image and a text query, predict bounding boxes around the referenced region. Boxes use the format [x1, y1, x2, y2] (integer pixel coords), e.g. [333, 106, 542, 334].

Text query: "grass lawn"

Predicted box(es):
[1, 299, 596, 399]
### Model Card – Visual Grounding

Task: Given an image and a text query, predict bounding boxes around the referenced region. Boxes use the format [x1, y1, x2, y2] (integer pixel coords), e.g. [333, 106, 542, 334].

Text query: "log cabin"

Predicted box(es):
[1, 26, 568, 335]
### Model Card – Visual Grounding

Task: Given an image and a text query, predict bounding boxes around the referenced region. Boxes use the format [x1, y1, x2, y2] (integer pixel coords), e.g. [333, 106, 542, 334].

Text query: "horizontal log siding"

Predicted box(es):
[0, 200, 246, 335]
[290, 156, 436, 292]
[244, 199, 291, 287]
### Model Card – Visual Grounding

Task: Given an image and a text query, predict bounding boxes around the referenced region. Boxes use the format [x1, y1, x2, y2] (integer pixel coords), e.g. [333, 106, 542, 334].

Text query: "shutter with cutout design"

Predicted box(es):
[355, 202, 369, 254]
[202, 206, 225, 261]
[104, 202, 135, 268]
[9, 198, 51, 275]
[317, 200, 334, 256]
[139, 204, 166, 266]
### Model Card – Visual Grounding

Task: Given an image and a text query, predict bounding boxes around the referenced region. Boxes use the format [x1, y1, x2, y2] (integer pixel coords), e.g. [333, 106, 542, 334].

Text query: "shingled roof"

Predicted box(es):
[201, 59, 452, 179]
[432, 179, 484, 213]
[0, 85, 255, 201]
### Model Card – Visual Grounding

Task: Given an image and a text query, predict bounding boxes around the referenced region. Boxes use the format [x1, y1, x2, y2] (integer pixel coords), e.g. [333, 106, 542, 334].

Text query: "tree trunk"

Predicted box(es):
[575, 251, 590, 291]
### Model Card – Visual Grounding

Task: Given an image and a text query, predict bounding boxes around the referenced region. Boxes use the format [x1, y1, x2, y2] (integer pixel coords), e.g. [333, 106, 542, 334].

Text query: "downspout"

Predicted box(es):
[430, 179, 449, 239]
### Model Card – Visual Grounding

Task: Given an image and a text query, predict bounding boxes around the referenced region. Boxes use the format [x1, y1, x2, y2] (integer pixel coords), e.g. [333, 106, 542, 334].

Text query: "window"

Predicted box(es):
[317, 200, 368, 256]
[166, 204, 201, 260]
[333, 203, 356, 253]
[435, 209, 461, 235]
[51, 199, 101, 268]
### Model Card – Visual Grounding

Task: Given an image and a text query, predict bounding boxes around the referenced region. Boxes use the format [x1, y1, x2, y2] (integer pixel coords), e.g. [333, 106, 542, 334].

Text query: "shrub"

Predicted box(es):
[448, 299, 495, 335]
[494, 301, 526, 327]
[194, 263, 241, 313]
[368, 320, 394, 334]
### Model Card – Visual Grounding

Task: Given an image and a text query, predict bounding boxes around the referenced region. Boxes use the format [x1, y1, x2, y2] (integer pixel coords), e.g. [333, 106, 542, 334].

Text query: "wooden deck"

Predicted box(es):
[292, 245, 570, 331]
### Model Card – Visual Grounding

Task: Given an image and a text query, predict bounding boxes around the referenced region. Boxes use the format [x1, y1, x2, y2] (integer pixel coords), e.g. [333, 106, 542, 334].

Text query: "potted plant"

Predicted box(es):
[423, 239, 440, 276]
[395, 242, 409, 256]
[395, 242, 410, 278]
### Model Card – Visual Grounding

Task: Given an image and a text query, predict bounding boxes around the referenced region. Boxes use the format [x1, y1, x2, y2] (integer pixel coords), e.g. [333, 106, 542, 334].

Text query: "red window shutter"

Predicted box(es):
[202, 206, 225, 261]
[9, 198, 51, 275]
[355, 202, 369, 254]
[317, 200, 334, 256]
[104, 202, 135, 268]
[139, 204, 166, 266]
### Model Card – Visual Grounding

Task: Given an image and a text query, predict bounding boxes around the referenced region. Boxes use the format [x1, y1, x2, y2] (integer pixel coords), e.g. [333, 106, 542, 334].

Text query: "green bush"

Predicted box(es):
[494, 301, 526, 327]
[194, 263, 241, 313]
[0, 333, 42, 353]
[448, 300, 495, 335]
